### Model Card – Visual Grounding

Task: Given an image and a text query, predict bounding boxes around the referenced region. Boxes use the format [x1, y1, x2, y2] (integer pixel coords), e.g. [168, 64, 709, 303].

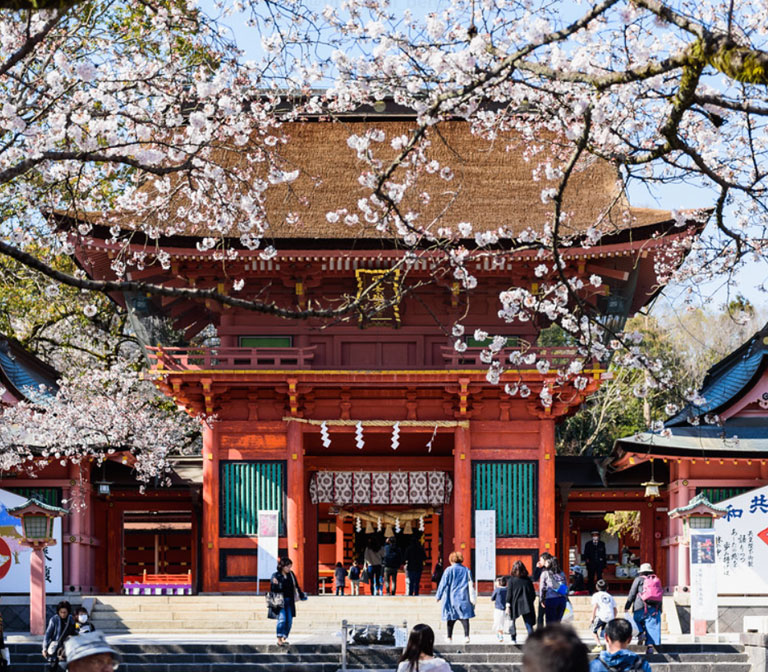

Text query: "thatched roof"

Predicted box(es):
[66, 119, 670, 241]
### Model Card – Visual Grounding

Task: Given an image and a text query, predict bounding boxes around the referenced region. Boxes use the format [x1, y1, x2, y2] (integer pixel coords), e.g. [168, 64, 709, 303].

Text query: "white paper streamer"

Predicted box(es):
[355, 421, 365, 450]
[426, 425, 438, 453]
[320, 421, 331, 448]
[391, 421, 400, 451]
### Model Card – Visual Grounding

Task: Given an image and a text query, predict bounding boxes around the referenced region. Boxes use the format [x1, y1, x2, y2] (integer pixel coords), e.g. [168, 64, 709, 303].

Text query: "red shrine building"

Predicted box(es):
[0, 109, 710, 595]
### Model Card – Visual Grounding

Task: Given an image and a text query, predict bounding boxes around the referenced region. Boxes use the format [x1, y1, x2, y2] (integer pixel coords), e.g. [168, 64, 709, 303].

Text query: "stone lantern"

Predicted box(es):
[7, 498, 68, 634]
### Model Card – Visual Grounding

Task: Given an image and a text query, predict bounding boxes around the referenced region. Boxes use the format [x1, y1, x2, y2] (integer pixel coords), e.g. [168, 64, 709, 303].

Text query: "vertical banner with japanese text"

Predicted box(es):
[690, 531, 718, 620]
[257, 510, 279, 590]
[474, 510, 496, 581]
[714, 485, 768, 594]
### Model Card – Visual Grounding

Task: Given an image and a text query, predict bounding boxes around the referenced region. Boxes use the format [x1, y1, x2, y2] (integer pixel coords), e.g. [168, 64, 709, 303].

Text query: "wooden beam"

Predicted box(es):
[585, 263, 630, 282]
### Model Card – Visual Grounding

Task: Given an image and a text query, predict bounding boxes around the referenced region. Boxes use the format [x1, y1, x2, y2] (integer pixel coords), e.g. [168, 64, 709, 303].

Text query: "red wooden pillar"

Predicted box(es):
[202, 421, 219, 592]
[286, 421, 306, 587]
[453, 425, 472, 566]
[539, 419, 556, 556]
[335, 517, 345, 565]
[640, 502, 654, 567]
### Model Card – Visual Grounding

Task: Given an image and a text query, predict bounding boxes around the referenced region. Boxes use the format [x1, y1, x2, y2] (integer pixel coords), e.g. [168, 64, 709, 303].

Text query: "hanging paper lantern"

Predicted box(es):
[365, 520, 374, 534]
[391, 421, 400, 451]
[355, 422, 365, 450]
[320, 421, 331, 448]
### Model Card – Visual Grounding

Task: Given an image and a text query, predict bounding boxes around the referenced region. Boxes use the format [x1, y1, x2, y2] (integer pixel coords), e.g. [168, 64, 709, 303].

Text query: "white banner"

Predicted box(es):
[714, 484, 768, 594]
[690, 531, 718, 620]
[257, 510, 279, 588]
[0, 489, 62, 594]
[474, 509, 496, 581]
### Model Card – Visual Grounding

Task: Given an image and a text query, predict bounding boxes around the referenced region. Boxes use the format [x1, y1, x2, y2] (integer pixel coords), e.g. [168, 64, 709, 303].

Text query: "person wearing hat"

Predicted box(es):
[63, 631, 120, 671]
[582, 531, 606, 594]
[624, 562, 662, 654]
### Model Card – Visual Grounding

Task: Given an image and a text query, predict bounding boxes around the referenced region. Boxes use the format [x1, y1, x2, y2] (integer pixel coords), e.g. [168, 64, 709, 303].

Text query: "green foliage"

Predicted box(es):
[556, 314, 693, 456]
[604, 510, 641, 541]
[0, 245, 130, 371]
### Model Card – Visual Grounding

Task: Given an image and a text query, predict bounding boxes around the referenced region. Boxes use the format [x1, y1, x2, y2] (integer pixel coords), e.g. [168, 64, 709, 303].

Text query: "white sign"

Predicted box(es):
[690, 531, 718, 620]
[474, 510, 496, 581]
[257, 510, 279, 588]
[714, 485, 768, 594]
[0, 489, 63, 594]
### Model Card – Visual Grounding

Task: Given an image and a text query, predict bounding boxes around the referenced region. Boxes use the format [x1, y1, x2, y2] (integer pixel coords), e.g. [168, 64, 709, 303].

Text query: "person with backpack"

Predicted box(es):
[589, 618, 652, 672]
[383, 537, 403, 595]
[538, 557, 568, 625]
[625, 563, 662, 654]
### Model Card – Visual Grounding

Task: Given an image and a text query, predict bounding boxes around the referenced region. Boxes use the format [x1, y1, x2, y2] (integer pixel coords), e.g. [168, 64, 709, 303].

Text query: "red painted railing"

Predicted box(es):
[147, 345, 588, 371]
[147, 346, 317, 370]
[438, 345, 584, 369]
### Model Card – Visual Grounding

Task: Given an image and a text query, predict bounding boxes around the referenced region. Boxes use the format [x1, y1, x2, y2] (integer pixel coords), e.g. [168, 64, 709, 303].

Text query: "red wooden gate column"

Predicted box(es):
[286, 420, 306, 586]
[539, 419, 556, 556]
[453, 425, 472, 566]
[202, 421, 219, 592]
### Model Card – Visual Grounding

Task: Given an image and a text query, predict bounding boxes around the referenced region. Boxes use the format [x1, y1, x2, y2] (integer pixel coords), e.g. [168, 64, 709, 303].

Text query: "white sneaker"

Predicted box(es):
[464, 636, 471, 645]
[445, 636, 453, 644]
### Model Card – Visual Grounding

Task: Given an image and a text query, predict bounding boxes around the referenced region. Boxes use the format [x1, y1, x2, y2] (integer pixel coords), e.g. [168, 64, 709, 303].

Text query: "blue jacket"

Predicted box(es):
[43, 614, 75, 651]
[436, 563, 475, 621]
[491, 586, 506, 610]
[590, 649, 652, 672]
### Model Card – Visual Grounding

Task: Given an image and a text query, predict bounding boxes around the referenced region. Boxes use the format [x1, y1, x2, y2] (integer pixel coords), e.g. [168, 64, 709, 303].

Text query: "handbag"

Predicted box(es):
[467, 572, 477, 606]
[360, 566, 369, 582]
[265, 591, 284, 610]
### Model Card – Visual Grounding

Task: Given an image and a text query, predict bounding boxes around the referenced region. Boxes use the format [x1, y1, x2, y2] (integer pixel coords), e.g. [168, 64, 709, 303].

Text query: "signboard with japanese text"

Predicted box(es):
[714, 485, 768, 594]
[690, 531, 718, 620]
[0, 488, 62, 594]
[257, 510, 279, 589]
[474, 510, 496, 581]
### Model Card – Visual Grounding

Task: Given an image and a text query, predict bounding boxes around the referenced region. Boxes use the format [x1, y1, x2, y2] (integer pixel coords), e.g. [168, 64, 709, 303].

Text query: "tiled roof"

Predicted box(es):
[0, 338, 59, 404]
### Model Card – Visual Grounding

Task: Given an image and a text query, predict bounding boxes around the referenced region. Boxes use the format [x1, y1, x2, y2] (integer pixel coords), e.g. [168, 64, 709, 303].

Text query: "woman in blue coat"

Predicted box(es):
[435, 551, 475, 644]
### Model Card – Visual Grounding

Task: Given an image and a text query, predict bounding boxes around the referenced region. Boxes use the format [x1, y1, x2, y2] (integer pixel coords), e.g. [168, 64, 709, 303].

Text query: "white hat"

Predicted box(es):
[639, 562, 653, 573]
[64, 631, 120, 665]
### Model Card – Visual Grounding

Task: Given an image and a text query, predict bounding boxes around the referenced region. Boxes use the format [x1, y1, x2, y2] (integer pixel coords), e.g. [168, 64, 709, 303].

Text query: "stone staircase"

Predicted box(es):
[88, 595, 671, 636]
[2, 641, 751, 672]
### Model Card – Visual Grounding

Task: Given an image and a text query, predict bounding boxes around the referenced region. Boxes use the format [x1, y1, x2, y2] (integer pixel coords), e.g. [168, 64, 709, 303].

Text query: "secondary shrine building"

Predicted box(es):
[44, 110, 703, 594]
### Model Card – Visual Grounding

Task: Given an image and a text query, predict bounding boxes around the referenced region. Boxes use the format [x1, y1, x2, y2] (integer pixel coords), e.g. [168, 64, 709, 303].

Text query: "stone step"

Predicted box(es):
[5, 641, 747, 668]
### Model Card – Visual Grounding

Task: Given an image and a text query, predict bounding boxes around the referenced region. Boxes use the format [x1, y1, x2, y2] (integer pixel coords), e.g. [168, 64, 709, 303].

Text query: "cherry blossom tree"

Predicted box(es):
[1, 0, 768, 443]
[0, 359, 201, 485]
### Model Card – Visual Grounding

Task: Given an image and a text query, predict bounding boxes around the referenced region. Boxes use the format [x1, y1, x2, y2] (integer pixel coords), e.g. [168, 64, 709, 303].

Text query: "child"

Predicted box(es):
[74, 606, 95, 634]
[591, 579, 617, 652]
[589, 618, 652, 672]
[349, 560, 361, 596]
[491, 576, 508, 642]
[334, 561, 347, 596]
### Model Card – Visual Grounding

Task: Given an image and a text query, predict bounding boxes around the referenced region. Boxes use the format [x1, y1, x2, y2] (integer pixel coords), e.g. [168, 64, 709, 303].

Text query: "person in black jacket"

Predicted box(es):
[583, 531, 607, 593]
[43, 600, 76, 671]
[506, 560, 537, 643]
[404, 537, 427, 596]
[268, 557, 306, 646]
[383, 537, 403, 595]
